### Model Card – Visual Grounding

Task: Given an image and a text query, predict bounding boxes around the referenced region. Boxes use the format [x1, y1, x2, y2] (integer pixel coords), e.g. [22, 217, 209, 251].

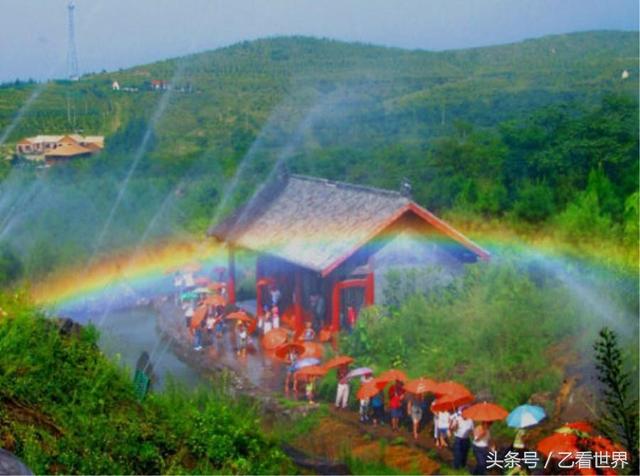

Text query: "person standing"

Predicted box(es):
[305, 377, 316, 404]
[205, 310, 215, 345]
[407, 393, 425, 440]
[436, 410, 451, 448]
[450, 408, 474, 469]
[472, 421, 492, 475]
[335, 365, 350, 409]
[370, 390, 385, 426]
[359, 372, 373, 423]
[284, 349, 298, 395]
[389, 390, 403, 431]
[302, 321, 316, 341]
[183, 302, 194, 328]
[236, 322, 248, 357]
[272, 305, 280, 329]
[270, 286, 281, 307]
[263, 309, 273, 335]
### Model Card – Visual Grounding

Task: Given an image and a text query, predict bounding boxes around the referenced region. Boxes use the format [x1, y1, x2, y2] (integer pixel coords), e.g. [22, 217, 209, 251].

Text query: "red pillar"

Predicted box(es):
[331, 281, 341, 332]
[228, 246, 236, 304]
[294, 268, 303, 333]
[364, 272, 375, 306]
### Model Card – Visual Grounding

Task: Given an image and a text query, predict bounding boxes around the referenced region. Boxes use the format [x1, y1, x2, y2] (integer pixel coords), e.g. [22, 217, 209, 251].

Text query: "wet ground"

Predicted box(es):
[65, 305, 203, 390]
[154, 299, 290, 393]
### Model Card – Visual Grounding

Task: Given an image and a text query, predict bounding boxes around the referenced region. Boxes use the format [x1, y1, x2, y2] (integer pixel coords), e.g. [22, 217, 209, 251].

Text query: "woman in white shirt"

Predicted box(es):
[472, 421, 493, 475]
[436, 410, 451, 448]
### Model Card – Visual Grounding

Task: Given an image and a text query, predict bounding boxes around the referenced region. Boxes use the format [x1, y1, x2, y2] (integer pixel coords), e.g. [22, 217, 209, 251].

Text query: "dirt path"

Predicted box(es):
[291, 409, 443, 474]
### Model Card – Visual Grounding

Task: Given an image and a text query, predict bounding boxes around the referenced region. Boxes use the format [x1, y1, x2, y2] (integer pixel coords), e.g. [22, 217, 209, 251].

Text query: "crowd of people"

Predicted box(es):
[170, 268, 628, 476]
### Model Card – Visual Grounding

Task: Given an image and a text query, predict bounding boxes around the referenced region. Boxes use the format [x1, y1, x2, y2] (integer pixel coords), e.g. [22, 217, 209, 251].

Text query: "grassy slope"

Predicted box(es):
[1, 31, 637, 166]
[0, 293, 291, 474]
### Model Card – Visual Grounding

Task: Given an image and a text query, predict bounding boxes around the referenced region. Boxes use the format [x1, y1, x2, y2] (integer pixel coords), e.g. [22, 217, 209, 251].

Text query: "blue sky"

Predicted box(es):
[0, 0, 637, 82]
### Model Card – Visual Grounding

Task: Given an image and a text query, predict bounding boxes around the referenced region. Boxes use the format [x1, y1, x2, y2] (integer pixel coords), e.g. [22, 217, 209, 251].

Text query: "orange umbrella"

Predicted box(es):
[405, 377, 439, 395]
[204, 295, 226, 307]
[262, 328, 289, 350]
[537, 433, 580, 458]
[462, 402, 508, 422]
[295, 365, 327, 379]
[275, 342, 306, 360]
[189, 305, 208, 330]
[300, 342, 325, 359]
[226, 311, 250, 320]
[433, 380, 472, 397]
[225, 311, 255, 333]
[318, 328, 332, 342]
[257, 277, 275, 287]
[377, 369, 408, 383]
[323, 355, 354, 370]
[208, 282, 226, 291]
[357, 380, 385, 400]
[431, 392, 474, 412]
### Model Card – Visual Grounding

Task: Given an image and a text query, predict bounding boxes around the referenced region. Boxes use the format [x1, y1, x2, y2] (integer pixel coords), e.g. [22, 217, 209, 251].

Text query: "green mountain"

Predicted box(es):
[0, 31, 637, 277]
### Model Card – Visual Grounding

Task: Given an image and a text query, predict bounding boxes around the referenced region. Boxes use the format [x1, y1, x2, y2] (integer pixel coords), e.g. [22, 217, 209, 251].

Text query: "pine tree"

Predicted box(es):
[593, 327, 639, 474]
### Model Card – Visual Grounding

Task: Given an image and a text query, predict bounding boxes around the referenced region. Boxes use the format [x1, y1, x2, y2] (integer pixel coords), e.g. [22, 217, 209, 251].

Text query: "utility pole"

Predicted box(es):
[67, 1, 79, 80]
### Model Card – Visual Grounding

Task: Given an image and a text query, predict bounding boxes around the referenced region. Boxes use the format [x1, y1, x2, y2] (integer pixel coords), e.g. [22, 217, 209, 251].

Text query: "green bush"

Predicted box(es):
[0, 293, 291, 475]
[341, 260, 595, 409]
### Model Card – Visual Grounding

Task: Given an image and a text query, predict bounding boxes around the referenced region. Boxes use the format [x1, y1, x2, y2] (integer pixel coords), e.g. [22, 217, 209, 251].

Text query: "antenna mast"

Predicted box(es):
[67, 1, 79, 80]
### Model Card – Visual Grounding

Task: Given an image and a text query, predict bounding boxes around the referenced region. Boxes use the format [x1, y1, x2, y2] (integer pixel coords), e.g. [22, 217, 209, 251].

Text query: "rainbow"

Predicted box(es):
[30, 226, 637, 311]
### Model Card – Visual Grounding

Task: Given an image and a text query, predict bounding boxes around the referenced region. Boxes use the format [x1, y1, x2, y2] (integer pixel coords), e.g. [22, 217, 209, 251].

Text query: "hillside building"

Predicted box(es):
[209, 172, 489, 335]
[16, 134, 104, 164]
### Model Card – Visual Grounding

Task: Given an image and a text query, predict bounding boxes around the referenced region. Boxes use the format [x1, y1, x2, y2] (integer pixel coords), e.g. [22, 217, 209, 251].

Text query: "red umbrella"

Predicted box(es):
[262, 328, 289, 350]
[275, 342, 306, 360]
[318, 328, 333, 342]
[433, 380, 472, 397]
[588, 435, 627, 460]
[189, 305, 207, 330]
[537, 433, 580, 458]
[257, 277, 275, 287]
[300, 342, 325, 359]
[405, 377, 439, 395]
[225, 311, 255, 333]
[295, 365, 327, 379]
[324, 355, 354, 370]
[203, 295, 226, 307]
[357, 380, 384, 400]
[462, 402, 508, 422]
[377, 369, 408, 383]
[431, 392, 474, 412]
[226, 311, 250, 320]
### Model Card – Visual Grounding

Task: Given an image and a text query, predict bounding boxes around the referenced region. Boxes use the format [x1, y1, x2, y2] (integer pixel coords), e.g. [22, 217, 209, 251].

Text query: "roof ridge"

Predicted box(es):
[289, 173, 406, 198]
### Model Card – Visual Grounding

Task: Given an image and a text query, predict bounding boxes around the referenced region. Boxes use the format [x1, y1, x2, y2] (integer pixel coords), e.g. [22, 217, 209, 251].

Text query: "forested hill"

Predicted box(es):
[0, 31, 637, 278]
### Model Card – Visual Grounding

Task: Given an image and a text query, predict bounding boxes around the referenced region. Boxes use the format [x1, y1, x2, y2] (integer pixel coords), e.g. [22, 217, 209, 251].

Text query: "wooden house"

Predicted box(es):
[209, 173, 489, 334]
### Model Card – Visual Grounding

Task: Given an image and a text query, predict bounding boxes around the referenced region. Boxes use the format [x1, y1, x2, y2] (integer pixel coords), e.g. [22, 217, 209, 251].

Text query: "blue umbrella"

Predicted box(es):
[507, 404, 546, 428]
[293, 358, 320, 371]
